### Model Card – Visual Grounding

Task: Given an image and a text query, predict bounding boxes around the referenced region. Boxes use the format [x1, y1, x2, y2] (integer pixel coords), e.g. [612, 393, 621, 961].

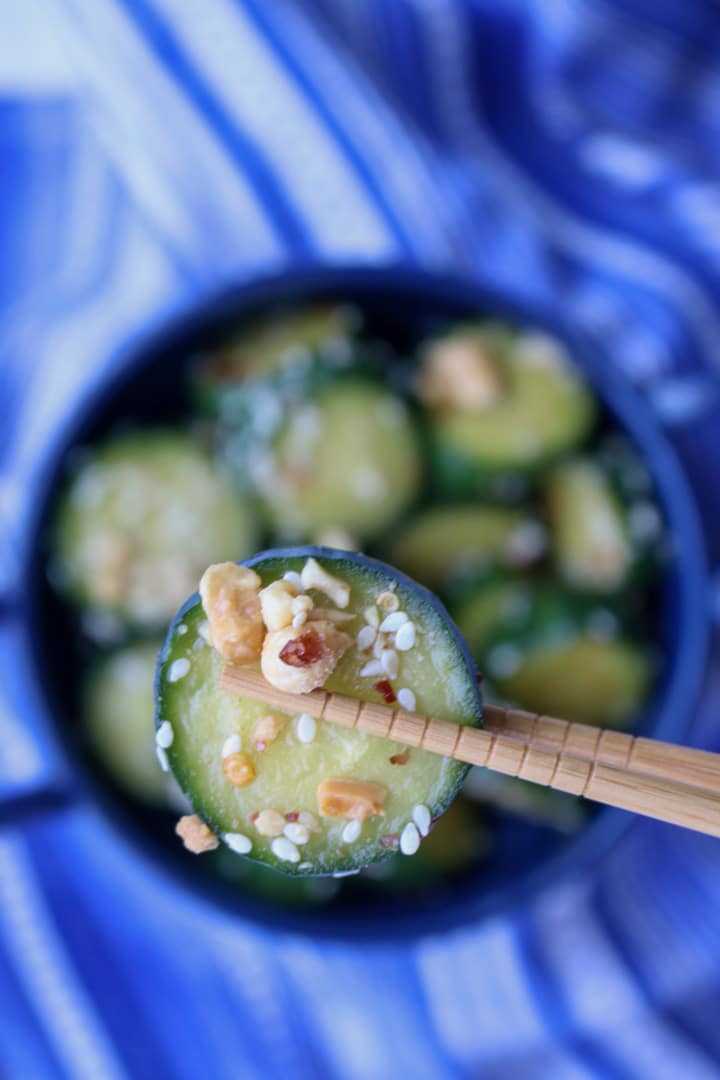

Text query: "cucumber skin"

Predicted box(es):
[155, 546, 483, 876]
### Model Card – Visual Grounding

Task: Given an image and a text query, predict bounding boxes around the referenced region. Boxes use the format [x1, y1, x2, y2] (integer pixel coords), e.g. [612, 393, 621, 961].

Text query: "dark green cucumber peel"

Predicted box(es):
[155, 547, 482, 876]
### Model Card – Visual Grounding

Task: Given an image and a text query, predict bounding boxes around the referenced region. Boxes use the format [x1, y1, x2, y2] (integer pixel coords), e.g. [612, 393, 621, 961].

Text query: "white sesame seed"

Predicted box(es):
[298, 861, 313, 871]
[155, 746, 170, 772]
[197, 620, 212, 644]
[168, 658, 190, 683]
[360, 659, 384, 678]
[155, 721, 174, 749]
[356, 625, 377, 651]
[400, 822, 421, 855]
[283, 571, 304, 590]
[397, 688, 416, 712]
[298, 811, 318, 831]
[364, 606, 380, 628]
[221, 734, 242, 759]
[376, 590, 399, 613]
[296, 714, 317, 743]
[292, 611, 308, 629]
[379, 611, 408, 633]
[394, 621, 416, 652]
[342, 820, 362, 843]
[272, 837, 300, 863]
[224, 832, 252, 855]
[177, 624, 188, 636]
[284, 823, 310, 845]
[332, 868, 360, 878]
[380, 649, 399, 679]
[412, 804, 431, 837]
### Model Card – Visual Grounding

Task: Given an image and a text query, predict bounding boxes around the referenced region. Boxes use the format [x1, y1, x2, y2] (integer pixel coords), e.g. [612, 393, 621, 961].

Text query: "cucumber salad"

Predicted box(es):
[49, 302, 666, 903]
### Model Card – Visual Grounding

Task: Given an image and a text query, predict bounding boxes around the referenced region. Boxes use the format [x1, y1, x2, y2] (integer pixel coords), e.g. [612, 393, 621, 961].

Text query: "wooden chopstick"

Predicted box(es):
[219, 665, 720, 839]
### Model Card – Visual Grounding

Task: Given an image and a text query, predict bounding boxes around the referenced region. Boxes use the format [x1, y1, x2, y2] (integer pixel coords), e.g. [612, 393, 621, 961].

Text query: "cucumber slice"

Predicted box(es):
[456, 581, 651, 726]
[192, 305, 360, 415]
[53, 431, 257, 632]
[424, 325, 596, 494]
[387, 506, 546, 591]
[546, 459, 633, 593]
[155, 548, 481, 876]
[83, 641, 174, 805]
[250, 380, 422, 542]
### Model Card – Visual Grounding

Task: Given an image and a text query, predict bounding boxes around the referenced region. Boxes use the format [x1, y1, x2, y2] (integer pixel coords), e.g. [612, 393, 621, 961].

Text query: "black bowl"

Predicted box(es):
[18, 265, 711, 940]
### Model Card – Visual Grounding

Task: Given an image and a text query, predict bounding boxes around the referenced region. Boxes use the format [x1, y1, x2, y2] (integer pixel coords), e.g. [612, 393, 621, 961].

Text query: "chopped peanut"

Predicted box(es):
[222, 752, 256, 787]
[175, 814, 219, 854]
[418, 335, 504, 412]
[253, 712, 287, 750]
[261, 620, 351, 694]
[259, 579, 299, 632]
[317, 778, 387, 820]
[199, 563, 264, 663]
[300, 558, 351, 608]
[253, 809, 286, 837]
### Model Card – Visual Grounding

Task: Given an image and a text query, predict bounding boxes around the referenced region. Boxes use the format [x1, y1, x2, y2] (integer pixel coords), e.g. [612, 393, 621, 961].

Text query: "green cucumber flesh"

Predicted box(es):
[155, 548, 482, 876]
[53, 430, 257, 632]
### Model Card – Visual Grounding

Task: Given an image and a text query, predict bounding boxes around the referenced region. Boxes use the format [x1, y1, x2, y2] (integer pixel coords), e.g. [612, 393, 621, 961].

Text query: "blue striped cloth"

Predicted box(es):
[2, 1, 720, 1076]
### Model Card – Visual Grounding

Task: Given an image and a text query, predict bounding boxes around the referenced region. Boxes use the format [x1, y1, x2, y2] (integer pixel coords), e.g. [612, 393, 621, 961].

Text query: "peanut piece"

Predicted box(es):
[261, 620, 351, 694]
[259, 579, 299, 632]
[317, 778, 387, 820]
[418, 335, 503, 412]
[199, 563, 264, 664]
[300, 558, 351, 608]
[176, 814, 219, 854]
[222, 752, 256, 787]
[253, 712, 287, 750]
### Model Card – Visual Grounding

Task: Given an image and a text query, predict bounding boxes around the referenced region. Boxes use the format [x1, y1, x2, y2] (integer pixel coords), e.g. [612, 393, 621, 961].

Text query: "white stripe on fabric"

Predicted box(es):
[150, 0, 398, 260]
[416, 922, 548, 1066]
[49, 0, 285, 274]
[534, 880, 720, 1079]
[0, 833, 127, 1080]
[409, 0, 720, 364]
[0, 695, 44, 789]
[280, 943, 449, 1080]
[257, 0, 458, 261]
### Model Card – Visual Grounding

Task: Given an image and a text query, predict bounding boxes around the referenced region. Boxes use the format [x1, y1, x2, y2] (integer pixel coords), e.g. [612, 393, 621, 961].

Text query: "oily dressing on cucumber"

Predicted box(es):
[155, 548, 482, 876]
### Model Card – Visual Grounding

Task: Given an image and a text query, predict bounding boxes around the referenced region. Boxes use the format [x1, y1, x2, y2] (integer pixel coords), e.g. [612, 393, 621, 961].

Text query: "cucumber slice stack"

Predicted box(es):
[155, 548, 482, 875]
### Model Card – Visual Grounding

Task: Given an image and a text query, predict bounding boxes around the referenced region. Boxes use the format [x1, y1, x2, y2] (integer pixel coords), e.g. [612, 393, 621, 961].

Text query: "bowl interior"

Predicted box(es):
[23, 267, 709, 939]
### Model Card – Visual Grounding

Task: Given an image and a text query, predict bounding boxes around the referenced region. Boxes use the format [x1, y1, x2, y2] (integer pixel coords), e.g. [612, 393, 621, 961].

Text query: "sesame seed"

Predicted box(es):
[283, 571, 304, 590]
[342, 820, 362, 843]
[298, 811, 318, 832]
[272, 837, 300, 863]
[364, 606, 380, 628]
[284, 823, 310, 845]
[397, 688, 416, 712]
[394, 621, 416, 652]
[332, 869, 360, 878]
[168, 658, 190, 683]
[156, 721, 174, 749]
[412, 804, 431, 837]
[224, 832, 252, 855]
[376, 590, 400, 613]
[177, 624, 188, 636]
[221, 734, 242, 759]
[400, 822, 421, 855]
[296, 714, 317, 743]
[380, 649, 399, 679]
[356, 625, 377, 651]
[360, 659, 384, 678]
[155, 746, 170, 772]
[379, 611, 408, 633]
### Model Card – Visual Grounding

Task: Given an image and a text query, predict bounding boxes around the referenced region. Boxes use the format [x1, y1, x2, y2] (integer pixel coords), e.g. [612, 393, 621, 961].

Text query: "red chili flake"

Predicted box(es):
[285, 812, 299, 822]
[279, 628, 325, 667]
[379, 834, 399, 850]
[249, 811, 259, 823]
[373, 679, 396, 704]
[389, 749, 411, 765]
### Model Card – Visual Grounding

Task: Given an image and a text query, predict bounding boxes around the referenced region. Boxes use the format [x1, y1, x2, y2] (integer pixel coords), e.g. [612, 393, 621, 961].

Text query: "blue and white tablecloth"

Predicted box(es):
[2, 2, 720, 1077]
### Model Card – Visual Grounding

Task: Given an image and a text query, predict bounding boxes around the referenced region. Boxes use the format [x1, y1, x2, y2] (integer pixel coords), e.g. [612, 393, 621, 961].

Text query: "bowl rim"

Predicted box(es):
[17, 262, 712, 941]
